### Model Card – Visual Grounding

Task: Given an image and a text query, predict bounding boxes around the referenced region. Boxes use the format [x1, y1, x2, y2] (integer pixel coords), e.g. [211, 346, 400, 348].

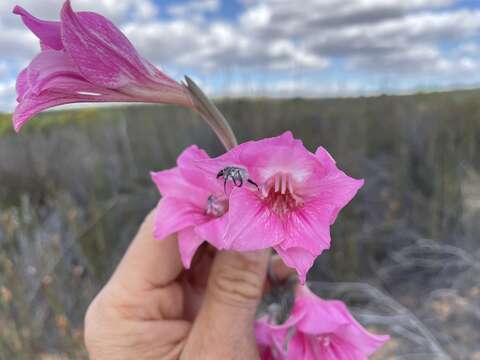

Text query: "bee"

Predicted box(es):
[217, 166, 259, 192]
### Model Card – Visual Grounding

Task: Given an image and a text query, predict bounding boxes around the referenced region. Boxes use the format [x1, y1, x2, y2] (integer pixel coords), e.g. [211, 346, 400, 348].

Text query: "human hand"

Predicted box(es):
[84, 209, 284, 359]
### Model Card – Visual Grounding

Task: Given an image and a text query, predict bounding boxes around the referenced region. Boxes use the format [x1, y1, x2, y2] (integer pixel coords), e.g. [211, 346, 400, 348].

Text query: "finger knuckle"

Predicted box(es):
[210, 255, 265, 306]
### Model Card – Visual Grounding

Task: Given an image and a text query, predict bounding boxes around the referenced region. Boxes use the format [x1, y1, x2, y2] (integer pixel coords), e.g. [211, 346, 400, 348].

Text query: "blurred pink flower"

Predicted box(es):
[255, 286, 389, 359]
[198, 131, 364, 282]
[12, 1, 192, 132]
[151, 146, 227, 268]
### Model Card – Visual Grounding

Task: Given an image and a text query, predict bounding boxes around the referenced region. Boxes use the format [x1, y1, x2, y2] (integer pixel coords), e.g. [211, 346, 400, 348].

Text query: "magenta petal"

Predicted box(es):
[281, 201, 333, 255]
[16, 69, 29, 102]
[13, 93, 79, 132]
[13, 6, 63, 50]
[224, 188, 284, 250]
[59, 1, 191, 106]
[13, 85, 130, 132]
[177, 145, 220, 193]
[286, 333, 308, 360]
[255, 317, 275, 346]
[177, 227, 204, 269]
[194, 131, 307, 180]
[13, 49, 138, 131]
[151, 168, 208, 209]
[329, 301, 390, 356]
[274, 246, 316, 284]
[201, 139, 318, 185]
[195, 215, 228, 250]
[314, 146, 337, 172]
[25, 50, 80, 95]
[293, 292, 349, 335]
[294, 287, 390, 356]
[153, 197, 208, 241]
[303, 170, 364, 225]
[61, 1, 147, 88]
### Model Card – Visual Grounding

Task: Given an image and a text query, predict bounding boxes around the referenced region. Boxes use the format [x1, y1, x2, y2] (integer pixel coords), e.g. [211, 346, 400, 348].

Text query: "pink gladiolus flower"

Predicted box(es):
[197, 131, 364, 283]
[151, 146, 228, 268]
[255, 286, 389, 359]
[12, 1, 193, 132]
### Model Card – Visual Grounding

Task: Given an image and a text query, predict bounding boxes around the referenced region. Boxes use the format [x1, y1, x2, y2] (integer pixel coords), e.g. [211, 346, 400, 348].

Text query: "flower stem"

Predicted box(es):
[183, 76, 238, 150]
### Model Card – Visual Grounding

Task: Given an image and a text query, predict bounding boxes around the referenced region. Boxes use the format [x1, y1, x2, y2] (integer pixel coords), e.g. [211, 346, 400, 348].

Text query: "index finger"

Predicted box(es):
[110, 209, 184, 292]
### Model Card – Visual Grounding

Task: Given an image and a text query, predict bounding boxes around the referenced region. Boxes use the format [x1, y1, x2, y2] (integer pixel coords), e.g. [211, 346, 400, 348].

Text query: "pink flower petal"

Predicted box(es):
[177, 227, 205, 269]
[153, 197, 208, 242]
[25, 50, 82, 96]
[293, 293, 349, 335]
[328, 301, 390, 356]
[12, 50, 135, 132]
[13, 6, 63, 50]
[60, 0, 188, 106]
[196, 133, 318, 185]
[195, 215, 228, 250]
[13, 1, 193, 131]
[60, 1, 149, 88]
[295, 287, 390, 356]
[255, 317, 276, 346]
[16, 68, 29, 102]
[177, 145, 220, 194]
[280, 200, 334, 254]
[302, 170, 364, 225]
[286, 333, 309, 360]
[12, 84, 132, 132]
[314, 146, 337, 173]
[224, 188, 285, 250]
[274, 246, 316, 284]
[151, 168, 208, 209]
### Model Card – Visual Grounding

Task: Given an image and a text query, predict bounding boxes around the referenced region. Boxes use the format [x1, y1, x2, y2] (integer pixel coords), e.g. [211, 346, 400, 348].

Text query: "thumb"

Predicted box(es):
[182, 249, 270, 360]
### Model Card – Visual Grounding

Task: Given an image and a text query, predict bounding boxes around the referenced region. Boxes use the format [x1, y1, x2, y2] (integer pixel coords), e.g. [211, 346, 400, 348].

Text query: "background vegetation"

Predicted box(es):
[0, 91, 479, 359]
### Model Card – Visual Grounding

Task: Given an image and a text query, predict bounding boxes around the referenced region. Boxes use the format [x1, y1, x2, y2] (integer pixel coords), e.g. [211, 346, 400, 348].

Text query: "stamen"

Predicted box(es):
[261, 172, 303, 216]
[281, 173, 287, 194]
[274, 174, 280, 193]
[287, 174, 294, 194]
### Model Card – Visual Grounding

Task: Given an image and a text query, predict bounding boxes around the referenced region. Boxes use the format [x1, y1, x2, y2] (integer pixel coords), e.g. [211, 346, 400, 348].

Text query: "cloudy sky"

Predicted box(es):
[1, 0, 480, 112]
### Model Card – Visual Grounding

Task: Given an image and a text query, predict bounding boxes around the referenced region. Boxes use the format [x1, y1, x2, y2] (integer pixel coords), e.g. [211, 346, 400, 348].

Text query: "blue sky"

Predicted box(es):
[2, 0, 480, 112]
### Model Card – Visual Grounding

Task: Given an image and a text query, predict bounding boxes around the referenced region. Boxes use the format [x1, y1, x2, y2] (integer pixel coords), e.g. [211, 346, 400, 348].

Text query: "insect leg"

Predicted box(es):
[248, 179, 259, 190]
[233, 176, 240, 187]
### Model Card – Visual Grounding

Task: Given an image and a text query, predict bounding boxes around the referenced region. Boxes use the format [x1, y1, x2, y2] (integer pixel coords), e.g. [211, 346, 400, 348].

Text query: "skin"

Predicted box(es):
[84, 210, 293, 359]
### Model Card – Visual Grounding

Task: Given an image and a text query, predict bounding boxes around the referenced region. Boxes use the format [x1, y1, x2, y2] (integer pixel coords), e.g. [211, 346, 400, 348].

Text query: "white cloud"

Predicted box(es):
[2, 0, 480, 113]
[123, 18, 328, 72]
[167, 0, 220, 19]
[0, 80, 16, 111]
[220, 78, 371, 98]
[239, 0, 457, 37]
[0, 0, 159, 26]
[0, 0, 160, 60]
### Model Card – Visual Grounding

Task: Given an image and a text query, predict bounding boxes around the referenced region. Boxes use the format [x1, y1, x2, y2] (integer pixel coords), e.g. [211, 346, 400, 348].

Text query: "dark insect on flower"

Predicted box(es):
[217, 166, 259, 193]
